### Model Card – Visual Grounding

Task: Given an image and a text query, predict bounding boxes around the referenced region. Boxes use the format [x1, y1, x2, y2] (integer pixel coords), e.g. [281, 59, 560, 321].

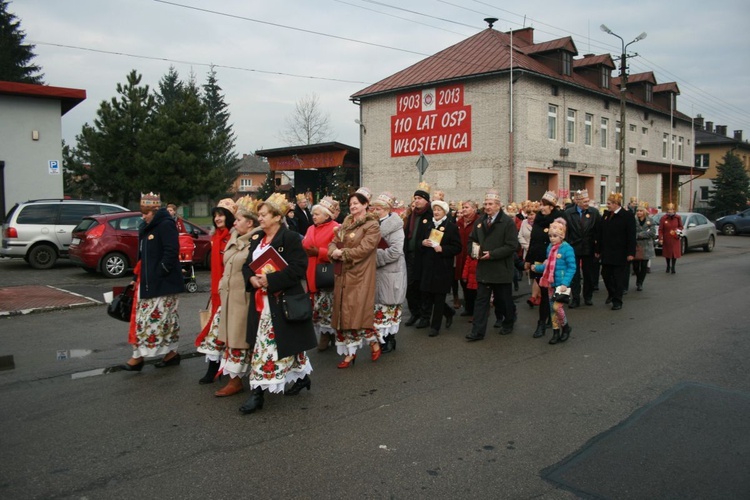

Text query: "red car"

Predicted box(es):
[69, 211, 211, 278]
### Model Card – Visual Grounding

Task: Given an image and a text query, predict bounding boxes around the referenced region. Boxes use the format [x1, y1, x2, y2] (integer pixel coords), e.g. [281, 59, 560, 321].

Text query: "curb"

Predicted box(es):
[0, 300, 101, 318]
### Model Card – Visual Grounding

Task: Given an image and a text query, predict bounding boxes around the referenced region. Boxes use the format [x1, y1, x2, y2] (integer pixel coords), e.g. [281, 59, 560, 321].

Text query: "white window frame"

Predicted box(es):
[600, 117, 609, 148]
[584, 113, 593, 146]
[662, 133, 669, 158]
[239, 178, 253, 191]
[566, 109, 576, 143]
[678, 137, 684, 161]
[615, 122, 621, 151]
[548, 105, 558, 140]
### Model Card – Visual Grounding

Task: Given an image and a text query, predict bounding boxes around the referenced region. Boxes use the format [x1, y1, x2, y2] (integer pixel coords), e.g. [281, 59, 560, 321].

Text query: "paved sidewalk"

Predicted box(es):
[0, 285, 101, 316]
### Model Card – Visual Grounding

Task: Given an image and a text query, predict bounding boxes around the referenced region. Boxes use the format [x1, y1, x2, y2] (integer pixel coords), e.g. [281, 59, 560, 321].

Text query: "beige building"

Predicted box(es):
[351, 25, 693, 209]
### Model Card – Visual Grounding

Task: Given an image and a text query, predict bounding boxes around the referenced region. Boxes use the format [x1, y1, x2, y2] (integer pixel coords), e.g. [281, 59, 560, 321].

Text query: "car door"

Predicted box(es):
[57, 204, 101, 252]
[689, 214, 710, 246]
[114, 215, 142, 264]
[737, 209, 750, 233]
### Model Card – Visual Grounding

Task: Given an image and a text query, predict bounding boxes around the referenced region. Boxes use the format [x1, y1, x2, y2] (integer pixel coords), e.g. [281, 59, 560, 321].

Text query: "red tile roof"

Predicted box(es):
[0, 81, 86, 115]
[522, 36, 576, 55]
[573, 54, 615, 69]
[654, 82, 680, 94]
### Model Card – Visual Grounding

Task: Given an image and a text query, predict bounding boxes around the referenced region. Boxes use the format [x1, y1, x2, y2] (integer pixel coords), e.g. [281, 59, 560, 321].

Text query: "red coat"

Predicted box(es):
[301, 219, 339, 293]
[659, 214, 683, 259]
[455, 213, 479, 280]
[461, 255, 478, 290]
[194, 227, 232, 346]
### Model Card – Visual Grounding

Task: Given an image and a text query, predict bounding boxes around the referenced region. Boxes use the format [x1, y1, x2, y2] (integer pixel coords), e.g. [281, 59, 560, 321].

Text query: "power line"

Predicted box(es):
[334, 0, 470, 36]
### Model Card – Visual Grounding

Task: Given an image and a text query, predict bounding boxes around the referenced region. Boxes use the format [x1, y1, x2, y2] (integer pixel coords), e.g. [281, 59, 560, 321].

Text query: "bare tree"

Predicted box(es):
[279, 93, 334, 145]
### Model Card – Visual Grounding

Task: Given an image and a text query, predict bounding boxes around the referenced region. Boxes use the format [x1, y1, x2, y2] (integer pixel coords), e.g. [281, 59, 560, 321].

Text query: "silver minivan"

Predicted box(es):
[1, 199, 126, 269]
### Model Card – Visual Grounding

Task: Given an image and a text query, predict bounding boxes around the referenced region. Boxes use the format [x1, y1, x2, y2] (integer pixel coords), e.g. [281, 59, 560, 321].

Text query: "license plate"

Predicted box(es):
[71, 238, 80, 245]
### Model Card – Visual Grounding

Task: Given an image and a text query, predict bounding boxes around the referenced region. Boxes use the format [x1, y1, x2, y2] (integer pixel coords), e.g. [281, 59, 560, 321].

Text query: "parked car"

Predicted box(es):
[68, 211, 211, 278]
[714, 208, 750, 236]
[652, 212, 717, 254]
[1, 199, 127, 269]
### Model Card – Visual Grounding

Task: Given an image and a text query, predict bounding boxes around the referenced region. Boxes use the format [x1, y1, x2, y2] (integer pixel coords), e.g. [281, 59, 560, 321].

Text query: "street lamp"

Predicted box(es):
[600, 24, 647, 197]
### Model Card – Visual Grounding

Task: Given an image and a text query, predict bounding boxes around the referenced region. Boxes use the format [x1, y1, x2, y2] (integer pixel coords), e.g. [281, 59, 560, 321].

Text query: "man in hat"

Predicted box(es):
[596, 192, 636, 310]
[293, 193, 313, 236]
[563, 189, 601, 307]
[465, 189, 519, 341]
[403, 182, 433, 327]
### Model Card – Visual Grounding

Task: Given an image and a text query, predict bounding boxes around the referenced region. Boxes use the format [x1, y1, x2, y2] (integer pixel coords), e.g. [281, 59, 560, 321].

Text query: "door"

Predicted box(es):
[528, 172, 550, 202]
[57, 204, 101, 252]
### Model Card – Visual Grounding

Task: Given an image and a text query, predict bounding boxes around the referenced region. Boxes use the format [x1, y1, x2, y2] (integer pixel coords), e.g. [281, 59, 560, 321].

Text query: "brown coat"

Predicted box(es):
[328, 213, 380, 331]
[217, 230, 253, 349]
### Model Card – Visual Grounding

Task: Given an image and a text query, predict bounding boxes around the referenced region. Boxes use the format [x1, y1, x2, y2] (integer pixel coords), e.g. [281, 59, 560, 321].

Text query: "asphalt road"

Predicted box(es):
[0, 237, 748, 499]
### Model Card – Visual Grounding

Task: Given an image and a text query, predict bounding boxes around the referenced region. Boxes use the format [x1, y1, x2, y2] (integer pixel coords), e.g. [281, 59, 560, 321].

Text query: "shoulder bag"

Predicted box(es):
[282, 292, 313, 322]
[107, 285, 134, 322]
[315, 263, 335, 290]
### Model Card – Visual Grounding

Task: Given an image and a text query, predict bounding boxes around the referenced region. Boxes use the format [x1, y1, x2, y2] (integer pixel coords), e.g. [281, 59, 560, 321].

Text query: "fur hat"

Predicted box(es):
[431, 200, 449, 215]
[140, 192, 161, 214]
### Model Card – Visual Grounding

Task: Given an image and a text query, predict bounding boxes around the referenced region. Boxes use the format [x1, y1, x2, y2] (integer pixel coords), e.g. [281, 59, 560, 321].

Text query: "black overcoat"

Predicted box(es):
[597, 208, 637, 266]
[525, 208, 564, 265]
[419, 218, 462, 294]
[563, 206, 601, 257]
[403, 206, 434, 282]
[242, 226, 317, 359]
[138, 208, 184, 299]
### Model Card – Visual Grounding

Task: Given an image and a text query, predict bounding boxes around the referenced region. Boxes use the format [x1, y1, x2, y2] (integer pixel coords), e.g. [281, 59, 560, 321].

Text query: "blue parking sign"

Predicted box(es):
[49, 160, 60, 175]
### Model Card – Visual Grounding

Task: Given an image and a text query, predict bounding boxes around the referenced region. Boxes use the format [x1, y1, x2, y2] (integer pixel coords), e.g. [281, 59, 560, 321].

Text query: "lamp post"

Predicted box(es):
[600, 25, 647, 197]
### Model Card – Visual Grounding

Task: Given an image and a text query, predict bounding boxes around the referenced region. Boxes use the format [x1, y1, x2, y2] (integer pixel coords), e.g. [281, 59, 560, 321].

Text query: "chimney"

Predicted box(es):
[735, 130, 744, 142]
[705, 121, 714, 132]
[716, 125, 728, 136]
[694, 115, 704, 130]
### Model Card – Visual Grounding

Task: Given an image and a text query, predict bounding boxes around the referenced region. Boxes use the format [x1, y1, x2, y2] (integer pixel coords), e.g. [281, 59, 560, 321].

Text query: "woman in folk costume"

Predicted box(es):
[120, 193, 183, 372]
[195, 198, 238, 384]
[519, 202, 542, 308]
[633, 202, 656, 291]
[456, 200, 480, 317]
[328, 188, 381, 368]
[659, 203, 683, 274]
[301, 196, 340, 351]
[532, 218, 576, 345]
[370, 192, 407, 352]
[209, 196, 259, 397]
[239, 193, 317, 415]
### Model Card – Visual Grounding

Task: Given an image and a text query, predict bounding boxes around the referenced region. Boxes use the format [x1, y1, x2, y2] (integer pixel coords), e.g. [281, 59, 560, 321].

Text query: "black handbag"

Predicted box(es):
[107, 285, 134, 322]
[551, 286, 571, 304]
[315, 263, 335, 290]
[282, 292, 313, 322]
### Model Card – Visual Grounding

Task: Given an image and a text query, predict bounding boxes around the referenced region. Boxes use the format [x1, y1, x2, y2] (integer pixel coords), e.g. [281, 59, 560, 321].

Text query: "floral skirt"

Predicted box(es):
[219, 346, 251, 379]
[336, 328, 378, 356]
[132, 295, 180, 358]
[373, 303, 402, 342]
[312, 289, 336, 337]
[247, 302, 312, 394]
[196, 305, 225, 362]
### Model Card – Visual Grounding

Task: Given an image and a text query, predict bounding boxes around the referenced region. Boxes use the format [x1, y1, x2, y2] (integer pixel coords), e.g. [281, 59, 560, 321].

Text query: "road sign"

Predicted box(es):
[416, 151, 429, 180]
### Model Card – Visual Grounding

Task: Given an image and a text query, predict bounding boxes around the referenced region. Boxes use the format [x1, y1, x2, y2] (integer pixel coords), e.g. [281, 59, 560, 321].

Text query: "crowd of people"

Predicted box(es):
[119, 184, 680, 415]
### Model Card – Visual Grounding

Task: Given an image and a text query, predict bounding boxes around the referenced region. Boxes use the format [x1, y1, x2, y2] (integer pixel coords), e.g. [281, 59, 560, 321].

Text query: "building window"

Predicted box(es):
[672, 135, 676, 159]
[641, 149, 648, 157]
[562, 52, 572, 76]
[566, 109, 576, 143]
[629, 124, 636, 132]
[239, 178, 253, 191]
[678, 137, 684, 161]
[629, 147, 636, 155]
[642, 127, 648, 134]
[695, 153, 710, 167]
[600, 117, 609, 148]
[699, 186, 710, 201]
[645, 83, 653, 103]
[615, 122, 621, 151]
[662, 133, 669, 158]
[601, 66, 609, 88]
[585, 113, 593, 146]
[548, 105, 558, 140]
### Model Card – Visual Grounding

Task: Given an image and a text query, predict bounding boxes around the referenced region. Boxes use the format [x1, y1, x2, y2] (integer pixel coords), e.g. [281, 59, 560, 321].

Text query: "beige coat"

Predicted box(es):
[217, 230, 253, 348]
[328, 213, 380, 331]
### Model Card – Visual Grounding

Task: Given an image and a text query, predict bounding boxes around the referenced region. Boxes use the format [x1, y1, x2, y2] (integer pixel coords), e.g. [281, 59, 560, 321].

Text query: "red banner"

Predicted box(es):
[391, 84, 471, 157]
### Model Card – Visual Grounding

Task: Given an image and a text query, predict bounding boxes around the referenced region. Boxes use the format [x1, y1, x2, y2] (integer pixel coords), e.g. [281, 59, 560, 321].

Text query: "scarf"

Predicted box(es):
[540, 242, 561, 288]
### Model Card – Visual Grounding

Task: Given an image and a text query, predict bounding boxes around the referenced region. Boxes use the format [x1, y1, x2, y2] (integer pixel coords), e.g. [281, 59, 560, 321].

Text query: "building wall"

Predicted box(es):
[0, 95, 63, 211]
[360, 74, 693, 209]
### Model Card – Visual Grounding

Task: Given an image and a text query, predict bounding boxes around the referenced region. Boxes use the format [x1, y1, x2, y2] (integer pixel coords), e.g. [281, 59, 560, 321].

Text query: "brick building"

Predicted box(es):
[351, 25, 693, 209]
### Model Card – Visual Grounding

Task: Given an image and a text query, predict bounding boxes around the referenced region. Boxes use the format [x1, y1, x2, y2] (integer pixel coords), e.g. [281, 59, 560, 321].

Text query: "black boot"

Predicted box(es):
[239, 387, 264, 414]
[532, 320, 546, 338]
[199, 360, 220, 384]
[285, 375, 311, 396]
[671, 259, 676, 274]
[666, 260, 671, 273]
[549, 329, 561, 345]
[559, 324, 572, 342]
[381, 336, 396, 353]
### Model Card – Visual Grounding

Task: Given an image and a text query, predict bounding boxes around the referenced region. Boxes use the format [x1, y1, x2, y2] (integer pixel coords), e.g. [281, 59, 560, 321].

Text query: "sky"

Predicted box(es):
[9, 0, 750, 157]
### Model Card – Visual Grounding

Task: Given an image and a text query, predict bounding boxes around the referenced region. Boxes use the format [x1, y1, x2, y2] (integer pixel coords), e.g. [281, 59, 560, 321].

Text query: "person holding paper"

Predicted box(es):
[239, 193, 317, 415]
[419, 200, 461, 337]
[328, 191, 381, 368]
[456, 200, 480, 317]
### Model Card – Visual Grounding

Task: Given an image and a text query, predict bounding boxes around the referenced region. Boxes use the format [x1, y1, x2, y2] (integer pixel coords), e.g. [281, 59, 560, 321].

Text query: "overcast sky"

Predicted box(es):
[10, 0, 750, 156]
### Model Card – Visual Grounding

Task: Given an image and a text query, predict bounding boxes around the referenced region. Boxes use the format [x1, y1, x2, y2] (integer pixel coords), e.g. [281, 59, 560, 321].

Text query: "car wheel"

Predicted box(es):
[703, 235, 715, 252]
[721, 224, 737, 236]
[27, 244, 58, 269]
[203, 250, 211, 269]
[101, 252, 128, 279]
[680, 237, 688, 255]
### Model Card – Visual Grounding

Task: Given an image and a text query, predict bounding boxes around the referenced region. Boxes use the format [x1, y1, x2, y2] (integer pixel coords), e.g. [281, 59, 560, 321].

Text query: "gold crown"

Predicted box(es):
[236, 195, 258, 216]
[372, 191, 395, 208]
[355, 187, 372, 201]
[637, 201, 649, 210]
[140, 192, 161, 213]
[485, 189, 502, 202]
[607, 192, 624, 205]
[416, 181, 431, 193]
[263, 192, 290, 216]
[217, 198, 238, 215]
[541, 191, 558, 205]
[295, 193, 307, 202]
[575, 189, 589, 200]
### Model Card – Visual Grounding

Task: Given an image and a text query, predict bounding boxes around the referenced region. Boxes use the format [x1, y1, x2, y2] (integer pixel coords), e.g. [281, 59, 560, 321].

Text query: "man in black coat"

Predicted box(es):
[596, 192, 636, 310]
[293, 194, 313, 236]
[563, 189, 601, 307]
[403, 184, 434, 327]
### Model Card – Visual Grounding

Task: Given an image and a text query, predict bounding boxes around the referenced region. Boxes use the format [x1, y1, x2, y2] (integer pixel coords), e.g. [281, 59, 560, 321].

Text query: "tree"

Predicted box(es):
[279, 92, 334, 145]
[257, 171, 276, 199]
[709, 152, 750, 216]
[203, 65, 238, 195]
[62, 140, 100, 200]
[75, 70, 154, 206]
[324, 165, 354, 217]
[0, 0, 44, 83]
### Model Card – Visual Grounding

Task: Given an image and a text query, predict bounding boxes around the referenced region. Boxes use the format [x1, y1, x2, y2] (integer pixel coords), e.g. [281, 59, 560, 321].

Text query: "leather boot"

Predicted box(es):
[559, 324, 572, 342]
[548, 329, 561, 345]
[199, 360, 220, 384]
[532, 320, 546, 338]
[317, 332, 331, 351]
[214, 376, 244, 397]
[381, 336, 396, 353]
[239, 387, 264, 414]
